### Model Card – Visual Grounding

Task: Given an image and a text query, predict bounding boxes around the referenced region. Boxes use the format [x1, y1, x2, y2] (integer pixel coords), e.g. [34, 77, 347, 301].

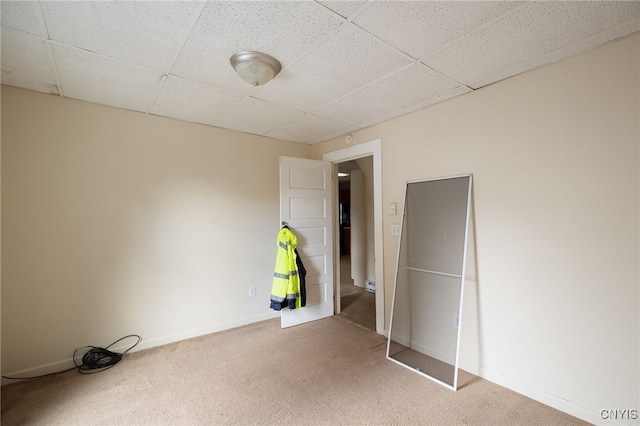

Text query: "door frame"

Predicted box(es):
[323, 139, 384, 335]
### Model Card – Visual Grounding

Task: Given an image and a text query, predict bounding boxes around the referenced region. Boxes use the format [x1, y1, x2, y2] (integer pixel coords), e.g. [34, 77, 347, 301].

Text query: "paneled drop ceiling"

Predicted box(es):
[2, 1, 639, 144]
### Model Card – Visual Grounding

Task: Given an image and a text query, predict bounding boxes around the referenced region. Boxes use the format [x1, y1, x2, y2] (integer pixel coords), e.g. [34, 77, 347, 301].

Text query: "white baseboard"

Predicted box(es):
[389, 333, 410, 348]
[411, 341, 454, 365]
[1, 358, 77, 386]
[1, 312, 280, 386]
[131, 311, 280, 354]
[458, 359, 633, 426]
[388, 334, 455, 365]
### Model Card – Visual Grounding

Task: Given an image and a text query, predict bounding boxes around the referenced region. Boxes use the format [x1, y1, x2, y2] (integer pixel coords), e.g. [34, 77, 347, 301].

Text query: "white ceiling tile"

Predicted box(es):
[150, 76, 245, 126]
[52, 44, 163, 112]
[469, 18, 640, 90]
[1, 1, 45, 37]
[317, 1, 368, 19]
[173, 49, 257, 97]
[266, 113, 356, 144]
[256, 23, 414, 112]
[213, 97, 306, 137]
[2, 1, 637, 144]
[313, 63, 463, 124]
[375, 86, 473, 125]
[0, 28, 58, 94]
[353, 1, 521, 60]
[171, 1, 344, 92]
[40, 1, 204, 71]
[424, 1, 640, 86]
[308, 23, 414, 88]
[252, 63, 350, 113]
[311, 98, 379, 127]
[318, 124, 363, 144]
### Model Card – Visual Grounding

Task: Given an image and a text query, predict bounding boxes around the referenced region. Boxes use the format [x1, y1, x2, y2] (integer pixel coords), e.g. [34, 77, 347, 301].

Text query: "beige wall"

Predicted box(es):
[355, 156, 375, 283]
[1, 87, 311, 376]
[313, 34, 639, 423]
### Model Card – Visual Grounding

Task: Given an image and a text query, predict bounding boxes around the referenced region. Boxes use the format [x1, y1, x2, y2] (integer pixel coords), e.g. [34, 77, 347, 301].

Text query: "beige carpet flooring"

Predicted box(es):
[1, 314, 586, 425]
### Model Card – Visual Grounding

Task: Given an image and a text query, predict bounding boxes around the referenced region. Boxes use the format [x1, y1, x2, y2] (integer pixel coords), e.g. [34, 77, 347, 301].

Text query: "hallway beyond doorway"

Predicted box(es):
[338, 255, 375, 331]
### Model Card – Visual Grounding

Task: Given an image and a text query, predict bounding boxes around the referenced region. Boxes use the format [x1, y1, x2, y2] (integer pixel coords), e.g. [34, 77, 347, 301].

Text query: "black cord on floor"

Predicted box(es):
[1, 334, 141, 380]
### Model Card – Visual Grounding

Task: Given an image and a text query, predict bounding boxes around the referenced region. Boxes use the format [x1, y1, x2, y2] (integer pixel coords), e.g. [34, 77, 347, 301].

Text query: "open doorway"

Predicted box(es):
[337, 159, 375, 331]
[324, 139, 384, 335]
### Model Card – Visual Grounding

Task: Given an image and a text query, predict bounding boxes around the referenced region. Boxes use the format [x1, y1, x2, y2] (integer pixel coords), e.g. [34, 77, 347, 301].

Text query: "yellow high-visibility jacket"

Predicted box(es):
[270, 227, 301, 310]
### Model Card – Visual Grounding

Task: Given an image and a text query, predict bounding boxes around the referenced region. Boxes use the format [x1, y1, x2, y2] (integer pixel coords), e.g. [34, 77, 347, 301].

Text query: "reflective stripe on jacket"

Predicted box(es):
[270, 227, 301, 310]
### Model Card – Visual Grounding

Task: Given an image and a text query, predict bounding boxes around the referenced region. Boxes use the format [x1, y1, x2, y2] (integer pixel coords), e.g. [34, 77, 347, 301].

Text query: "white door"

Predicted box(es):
[279, 156, 334, 328]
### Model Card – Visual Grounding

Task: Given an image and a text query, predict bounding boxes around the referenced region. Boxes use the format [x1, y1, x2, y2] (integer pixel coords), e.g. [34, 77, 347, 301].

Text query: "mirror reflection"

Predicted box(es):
[387, 175, 472, 390]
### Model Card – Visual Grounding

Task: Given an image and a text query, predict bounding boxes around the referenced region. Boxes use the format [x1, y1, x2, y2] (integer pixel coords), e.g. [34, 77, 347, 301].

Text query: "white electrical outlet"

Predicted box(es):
[391, 224, 401, 237]
[249, 286, 256, 298]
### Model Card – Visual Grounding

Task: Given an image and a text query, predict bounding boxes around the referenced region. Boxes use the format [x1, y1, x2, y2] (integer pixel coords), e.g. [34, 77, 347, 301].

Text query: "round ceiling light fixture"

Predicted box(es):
[230, 51, 282, 86]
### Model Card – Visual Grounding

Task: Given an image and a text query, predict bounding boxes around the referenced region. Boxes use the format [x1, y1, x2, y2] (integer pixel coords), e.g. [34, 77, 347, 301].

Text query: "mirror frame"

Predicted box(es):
[386, 174, 473, 391]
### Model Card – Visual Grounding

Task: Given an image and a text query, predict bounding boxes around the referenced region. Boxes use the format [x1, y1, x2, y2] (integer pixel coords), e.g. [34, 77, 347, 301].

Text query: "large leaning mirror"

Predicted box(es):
[387, 174, 472, 390]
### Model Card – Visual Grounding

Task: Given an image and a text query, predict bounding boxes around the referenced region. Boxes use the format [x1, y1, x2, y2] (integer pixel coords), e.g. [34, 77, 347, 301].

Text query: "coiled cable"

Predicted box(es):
[2, 334, 141, 380]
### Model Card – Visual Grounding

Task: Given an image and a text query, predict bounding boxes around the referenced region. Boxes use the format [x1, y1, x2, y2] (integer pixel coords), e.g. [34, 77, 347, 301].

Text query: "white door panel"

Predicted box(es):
[289, 198, 326, 220]
[280, 156, 334, 328]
